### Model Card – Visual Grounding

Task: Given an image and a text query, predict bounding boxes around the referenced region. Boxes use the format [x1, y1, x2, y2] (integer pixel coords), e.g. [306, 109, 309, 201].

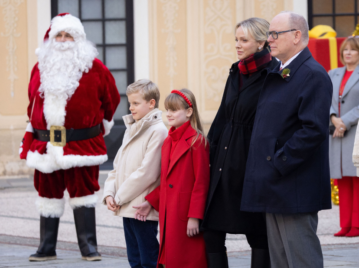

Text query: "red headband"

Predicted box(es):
[171, 90, 193, 107]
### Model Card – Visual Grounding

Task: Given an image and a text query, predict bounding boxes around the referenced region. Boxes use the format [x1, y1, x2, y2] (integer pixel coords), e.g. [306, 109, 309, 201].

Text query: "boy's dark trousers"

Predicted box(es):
[123, 218, 159, 268]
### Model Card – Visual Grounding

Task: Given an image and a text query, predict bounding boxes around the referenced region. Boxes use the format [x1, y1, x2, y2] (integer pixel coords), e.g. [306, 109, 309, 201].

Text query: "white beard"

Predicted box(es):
[36, 39, 98, 129]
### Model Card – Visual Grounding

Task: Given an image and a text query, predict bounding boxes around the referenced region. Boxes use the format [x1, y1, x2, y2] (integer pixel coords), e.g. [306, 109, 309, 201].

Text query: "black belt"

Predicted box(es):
[34, 124, 101, 147]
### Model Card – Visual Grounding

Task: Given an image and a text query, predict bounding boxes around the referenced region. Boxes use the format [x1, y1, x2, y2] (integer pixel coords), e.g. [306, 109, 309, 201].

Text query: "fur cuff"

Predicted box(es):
[35, 196, 65, 218]
[26, 122, 34, 133]
[69, 194, 98, 209]
[103, 119, 114, 137]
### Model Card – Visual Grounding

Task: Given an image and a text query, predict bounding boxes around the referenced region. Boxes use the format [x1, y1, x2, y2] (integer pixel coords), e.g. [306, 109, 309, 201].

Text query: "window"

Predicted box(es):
[51, 0, 134, 123]
[308, 0, 359, 37]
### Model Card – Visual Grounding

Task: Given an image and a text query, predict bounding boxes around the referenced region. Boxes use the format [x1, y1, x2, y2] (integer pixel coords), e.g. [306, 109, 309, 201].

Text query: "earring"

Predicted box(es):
[258, 46, 262, 50]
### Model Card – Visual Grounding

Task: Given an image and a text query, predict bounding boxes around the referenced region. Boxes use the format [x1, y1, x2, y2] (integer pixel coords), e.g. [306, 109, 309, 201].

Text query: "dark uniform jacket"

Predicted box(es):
[241, 47, 333, 214]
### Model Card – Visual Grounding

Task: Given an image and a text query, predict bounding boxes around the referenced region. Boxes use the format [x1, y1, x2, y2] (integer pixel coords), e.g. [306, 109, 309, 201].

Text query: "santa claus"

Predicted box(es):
[19, 13, 120, 261]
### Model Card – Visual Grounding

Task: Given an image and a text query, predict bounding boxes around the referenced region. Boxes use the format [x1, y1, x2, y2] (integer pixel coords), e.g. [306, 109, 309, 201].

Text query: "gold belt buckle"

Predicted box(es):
[50, 126, 66, 147]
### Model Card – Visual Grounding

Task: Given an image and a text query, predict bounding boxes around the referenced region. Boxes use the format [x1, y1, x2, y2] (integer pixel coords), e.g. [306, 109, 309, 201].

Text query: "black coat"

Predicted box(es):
[241, 47, 332, 214]
[201, 58, 278, 234]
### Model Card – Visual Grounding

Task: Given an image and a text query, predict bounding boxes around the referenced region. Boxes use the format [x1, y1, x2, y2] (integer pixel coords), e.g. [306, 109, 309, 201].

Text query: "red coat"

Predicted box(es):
[146, 123, 210, 268]
[22, 59, 120, 173]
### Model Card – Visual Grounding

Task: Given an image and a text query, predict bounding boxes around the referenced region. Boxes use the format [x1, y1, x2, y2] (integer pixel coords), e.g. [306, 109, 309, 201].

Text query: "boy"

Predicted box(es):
[103, 79, 167, 268]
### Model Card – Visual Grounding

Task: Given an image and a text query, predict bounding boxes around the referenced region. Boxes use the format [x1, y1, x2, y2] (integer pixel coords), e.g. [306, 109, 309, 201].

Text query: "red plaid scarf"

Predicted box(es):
[238, 47, 272, 75]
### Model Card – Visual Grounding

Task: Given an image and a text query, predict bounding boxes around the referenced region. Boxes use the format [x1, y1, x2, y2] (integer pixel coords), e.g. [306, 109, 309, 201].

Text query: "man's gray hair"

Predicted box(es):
[280, 11, 309, 45]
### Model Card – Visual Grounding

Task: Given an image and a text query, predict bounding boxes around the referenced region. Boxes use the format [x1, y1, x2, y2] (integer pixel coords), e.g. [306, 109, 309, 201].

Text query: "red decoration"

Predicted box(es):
[308, 38, 346, 72]
[171, 90, 193, 107]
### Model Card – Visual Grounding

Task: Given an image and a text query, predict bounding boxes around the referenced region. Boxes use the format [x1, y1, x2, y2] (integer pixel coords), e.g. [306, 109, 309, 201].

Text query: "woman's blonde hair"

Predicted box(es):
[235, 17, 270, 48]
[339, 37, 359, 65]
[164, 88, 207, 146]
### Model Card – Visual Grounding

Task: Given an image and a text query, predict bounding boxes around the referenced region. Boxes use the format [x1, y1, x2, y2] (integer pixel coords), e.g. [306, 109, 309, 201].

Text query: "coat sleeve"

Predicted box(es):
[102, 149, 122, 204]
[146, 185, 161, 212]
[352, 121, 359, 173]
[273, 70, 332, 176]
[187, 138, 210, 220]
[340, 105, 359, 131]
[207, 77, 229, 160]
[20, 64, 38, 160]
[114, 129, 167, 206]
[328, 69, 337, 117]
[100, 65, 121, 136]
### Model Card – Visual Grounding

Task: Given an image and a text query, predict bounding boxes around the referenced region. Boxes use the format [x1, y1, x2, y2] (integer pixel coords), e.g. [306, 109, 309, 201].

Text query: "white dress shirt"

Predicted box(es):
[280, 50, 303, 70]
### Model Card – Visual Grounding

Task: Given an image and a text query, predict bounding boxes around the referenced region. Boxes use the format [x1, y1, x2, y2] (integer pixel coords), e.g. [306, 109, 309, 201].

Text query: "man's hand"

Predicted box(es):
[133, 201, 152, 221]
[187, 218, 200, 237]
[106, 196, 120, 212]
[331, 116, 347, 138]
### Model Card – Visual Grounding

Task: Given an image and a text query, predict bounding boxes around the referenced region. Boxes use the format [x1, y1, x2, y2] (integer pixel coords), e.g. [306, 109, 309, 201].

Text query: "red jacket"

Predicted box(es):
[21, 59, 120, 173]
[146, 123, 210, 268]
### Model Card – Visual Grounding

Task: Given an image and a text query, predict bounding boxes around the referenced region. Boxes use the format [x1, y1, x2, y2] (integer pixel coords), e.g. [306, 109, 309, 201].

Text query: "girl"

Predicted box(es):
[133, 88, 210, 268]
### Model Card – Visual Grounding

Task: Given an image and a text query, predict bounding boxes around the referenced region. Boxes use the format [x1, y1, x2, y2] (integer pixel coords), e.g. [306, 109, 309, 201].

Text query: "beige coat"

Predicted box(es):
[102, 109, 168, 220]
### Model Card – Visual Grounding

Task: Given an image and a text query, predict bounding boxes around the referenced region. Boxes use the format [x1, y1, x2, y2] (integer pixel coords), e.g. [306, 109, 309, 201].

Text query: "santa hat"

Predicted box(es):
[44, 13, 86, 41]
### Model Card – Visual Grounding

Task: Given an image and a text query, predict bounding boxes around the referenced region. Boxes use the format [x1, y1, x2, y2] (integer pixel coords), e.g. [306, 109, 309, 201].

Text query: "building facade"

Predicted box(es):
[0, 0, 348, 175]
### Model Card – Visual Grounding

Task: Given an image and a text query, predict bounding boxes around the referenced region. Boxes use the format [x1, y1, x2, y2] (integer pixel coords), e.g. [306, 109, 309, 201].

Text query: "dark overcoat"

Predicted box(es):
[201, 58, 278, 233]
[241, 47, 333, 214]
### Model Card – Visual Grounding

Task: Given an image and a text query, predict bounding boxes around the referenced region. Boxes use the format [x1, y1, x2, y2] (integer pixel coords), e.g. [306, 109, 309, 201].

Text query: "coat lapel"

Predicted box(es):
[342, 65, 359, 98]
[161, 138, 171, 178]
[166, 126, 196, 177]
[332, 67, 345, 104]
[229, 62, 239, 94]
[272, 47, 312, 82]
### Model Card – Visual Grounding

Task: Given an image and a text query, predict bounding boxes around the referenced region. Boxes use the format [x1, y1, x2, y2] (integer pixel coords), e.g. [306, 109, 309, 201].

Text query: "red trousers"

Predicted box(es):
[338, 176, 359, 228]
[34, 166, 100, 199]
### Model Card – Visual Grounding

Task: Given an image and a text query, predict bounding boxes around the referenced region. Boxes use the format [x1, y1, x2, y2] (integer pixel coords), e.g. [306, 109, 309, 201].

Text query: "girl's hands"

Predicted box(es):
[187, 218, 200, 237]
[106, 196, 120, 212]
[331, 116, 346, 138]
[133, 201, 152, 221]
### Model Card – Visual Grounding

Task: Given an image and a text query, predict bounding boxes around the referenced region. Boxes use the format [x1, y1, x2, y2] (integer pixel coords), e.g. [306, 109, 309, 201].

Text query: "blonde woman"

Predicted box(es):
[330, 37, 359, 237]
[201, 18, 277, 267]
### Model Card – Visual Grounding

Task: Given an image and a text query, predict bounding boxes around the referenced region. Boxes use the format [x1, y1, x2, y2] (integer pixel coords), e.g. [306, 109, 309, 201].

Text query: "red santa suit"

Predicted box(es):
[20, 13, 120, 217]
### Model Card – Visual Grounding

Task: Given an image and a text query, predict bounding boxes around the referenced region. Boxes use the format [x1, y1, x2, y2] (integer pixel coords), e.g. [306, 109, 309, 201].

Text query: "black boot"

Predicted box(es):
[29, 216, 59, 261]
[251, 248, 271, 268]
[73, 206, 101, 261]
[207, 250, 229, 268]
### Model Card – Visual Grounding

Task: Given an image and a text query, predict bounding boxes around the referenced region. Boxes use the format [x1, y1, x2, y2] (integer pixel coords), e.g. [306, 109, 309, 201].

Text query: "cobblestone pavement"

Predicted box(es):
[0, 172, 359, 267]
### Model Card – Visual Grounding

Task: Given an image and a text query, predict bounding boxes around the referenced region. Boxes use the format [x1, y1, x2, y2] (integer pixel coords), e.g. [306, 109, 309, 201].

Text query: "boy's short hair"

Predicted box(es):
[126, 79, 160, 108]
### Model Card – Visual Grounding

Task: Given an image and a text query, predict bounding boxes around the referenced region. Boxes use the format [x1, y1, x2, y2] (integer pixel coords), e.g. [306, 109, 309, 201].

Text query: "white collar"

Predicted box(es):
[280, 50, 303, 69]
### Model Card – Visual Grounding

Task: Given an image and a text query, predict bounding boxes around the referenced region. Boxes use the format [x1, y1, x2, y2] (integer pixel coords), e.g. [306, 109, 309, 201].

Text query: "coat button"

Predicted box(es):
[219, 168, 222, 171]
[282, 156, 287, 161]
[224, 147, 227, 150]
[169, 184, 173, 188]
[266, 156, 271, 161]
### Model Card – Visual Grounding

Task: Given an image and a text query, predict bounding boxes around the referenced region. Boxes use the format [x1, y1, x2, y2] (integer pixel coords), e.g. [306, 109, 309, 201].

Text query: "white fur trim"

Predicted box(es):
[102, 119, 114, 137]
[43, 93, 67, 130]
[26, 122, 34, 133]
[49, 14, 85, 41]
[35, 196, 65, 218]
[27, 143, 108, 173]
[69, 194, 98, 209]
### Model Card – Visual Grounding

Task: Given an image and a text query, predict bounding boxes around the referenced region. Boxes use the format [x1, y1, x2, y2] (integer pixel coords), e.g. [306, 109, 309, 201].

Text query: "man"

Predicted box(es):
[241, 12, 332, 268]
[19, 13, 120, 261]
